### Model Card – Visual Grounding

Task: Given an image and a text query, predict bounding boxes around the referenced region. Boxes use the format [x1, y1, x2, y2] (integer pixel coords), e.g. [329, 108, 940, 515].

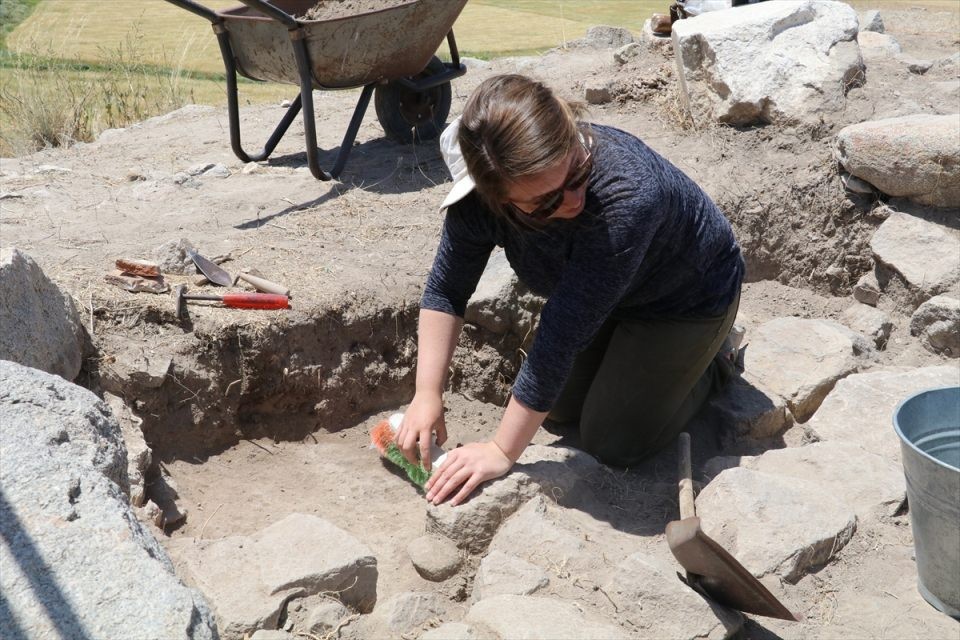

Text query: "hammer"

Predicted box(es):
[173, 285, 289, 320]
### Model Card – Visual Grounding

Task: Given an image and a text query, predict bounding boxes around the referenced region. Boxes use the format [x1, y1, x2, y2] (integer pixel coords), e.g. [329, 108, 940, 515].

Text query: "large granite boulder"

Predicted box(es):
[0, 247, 85, 380]
[836, 114, 960, 208]
[0, 360, 217, 640]
[671, 0, 863, 125]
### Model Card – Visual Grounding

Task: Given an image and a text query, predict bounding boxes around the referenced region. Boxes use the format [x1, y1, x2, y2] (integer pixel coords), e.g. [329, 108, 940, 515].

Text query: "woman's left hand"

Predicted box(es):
[425, 441, 513, 506]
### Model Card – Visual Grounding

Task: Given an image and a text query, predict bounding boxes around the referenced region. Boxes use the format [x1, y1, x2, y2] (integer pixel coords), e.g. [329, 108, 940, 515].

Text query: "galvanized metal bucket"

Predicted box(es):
[894, 386, 960, 619]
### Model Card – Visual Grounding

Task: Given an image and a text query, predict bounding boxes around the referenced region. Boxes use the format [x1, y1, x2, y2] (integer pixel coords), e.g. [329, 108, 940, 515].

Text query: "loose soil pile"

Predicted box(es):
[300, 0, 411, 21]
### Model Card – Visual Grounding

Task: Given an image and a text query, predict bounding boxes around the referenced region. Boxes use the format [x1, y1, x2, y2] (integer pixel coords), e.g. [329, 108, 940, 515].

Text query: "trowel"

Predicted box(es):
[666, 432, 802, 621]
[187, 249, 290, 296]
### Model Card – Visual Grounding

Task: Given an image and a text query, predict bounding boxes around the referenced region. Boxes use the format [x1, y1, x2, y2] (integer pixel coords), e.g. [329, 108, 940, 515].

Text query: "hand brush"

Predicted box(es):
[370, 413, 447, 489]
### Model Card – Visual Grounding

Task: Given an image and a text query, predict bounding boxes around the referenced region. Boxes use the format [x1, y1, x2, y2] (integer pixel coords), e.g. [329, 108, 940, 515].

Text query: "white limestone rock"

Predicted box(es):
[807, 366, 960, 462]
[910, 295, 960, 357]
[0, 247, 85, 380]
[407, 534, 462, 581]
[0, 361, 216, 640]
[837, 115, 960, 208]
[743, 317, 873, 423]
[181, 513, 377, 640]
[737, 441, 906, 519]
[853, 271, 881, 306]
[857, 31, 901, 57]
[696, 467, 857, 583]
[870, 212, 960, 296]
[708, 377, 794, 442]
[859, 9, 884, 33]
[671, 1, 863, 126]
[840, 303, 893, 349]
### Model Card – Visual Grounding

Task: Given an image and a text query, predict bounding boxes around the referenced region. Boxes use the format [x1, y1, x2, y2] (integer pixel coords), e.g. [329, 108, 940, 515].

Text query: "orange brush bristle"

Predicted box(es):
[370, 420, 395, 454]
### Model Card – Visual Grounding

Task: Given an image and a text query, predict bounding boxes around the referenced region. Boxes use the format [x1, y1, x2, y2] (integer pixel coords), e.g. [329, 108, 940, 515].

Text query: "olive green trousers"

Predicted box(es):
[548, 294, 740, 467]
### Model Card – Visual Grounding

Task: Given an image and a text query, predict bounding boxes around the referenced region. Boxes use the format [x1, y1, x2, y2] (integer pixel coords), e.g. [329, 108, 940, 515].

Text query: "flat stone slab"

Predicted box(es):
[182, 513, 377, 640]
[807, 366, 960, 462]
[697, 467, 857, 583]
[603, 552, 743, 639]
[743, 317, 872, 422]
[736, 441, 905, 519]
[472, 550, 550, 602]
[870, 212, 960, 297]
[465, 595, 629, 639]
[708, 377, 794, 442]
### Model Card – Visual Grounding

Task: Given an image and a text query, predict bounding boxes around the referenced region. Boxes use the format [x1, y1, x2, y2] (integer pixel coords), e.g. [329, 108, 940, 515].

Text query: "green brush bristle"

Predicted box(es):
[384, 442, 432, 488]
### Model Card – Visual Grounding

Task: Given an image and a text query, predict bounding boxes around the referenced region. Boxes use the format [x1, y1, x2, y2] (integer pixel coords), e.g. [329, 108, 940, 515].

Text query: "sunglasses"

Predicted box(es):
[507, 142, 593, 221]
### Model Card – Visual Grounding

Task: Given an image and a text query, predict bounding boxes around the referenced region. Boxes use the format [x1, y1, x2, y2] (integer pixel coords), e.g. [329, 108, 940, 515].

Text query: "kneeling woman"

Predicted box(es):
[395, 74, 743, 506]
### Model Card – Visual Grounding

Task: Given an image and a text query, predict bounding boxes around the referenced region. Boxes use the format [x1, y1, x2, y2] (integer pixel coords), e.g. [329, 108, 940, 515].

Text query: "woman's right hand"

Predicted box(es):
[396, 391, 448, 471]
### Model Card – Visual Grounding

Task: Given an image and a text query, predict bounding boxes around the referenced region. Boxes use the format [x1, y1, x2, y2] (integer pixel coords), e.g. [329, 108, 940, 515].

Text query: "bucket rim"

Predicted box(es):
[893, 385, 960, 473]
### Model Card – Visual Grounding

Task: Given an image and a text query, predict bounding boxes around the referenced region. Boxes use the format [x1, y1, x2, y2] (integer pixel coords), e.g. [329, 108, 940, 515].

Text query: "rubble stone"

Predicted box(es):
[407, 534, 462, 581]
[807, 366, 960, 462]
[853, 271, 881, 306]
[910, 295, 960, 357]
[472, 550, 549, 601]
[743, 317, 872, 422]
[671, 1, 862, 126]
[708, 377, 794, 442]
[840, 303, 893, 349]
[838, 116, 960, 208]
[465, 595, 629, 639]
[0, 247, 85, 380]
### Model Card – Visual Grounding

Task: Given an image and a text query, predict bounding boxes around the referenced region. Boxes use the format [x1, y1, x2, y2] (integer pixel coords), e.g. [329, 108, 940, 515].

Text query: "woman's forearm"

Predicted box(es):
[492, 396, 548, 463]
[416, 308, 464, 395]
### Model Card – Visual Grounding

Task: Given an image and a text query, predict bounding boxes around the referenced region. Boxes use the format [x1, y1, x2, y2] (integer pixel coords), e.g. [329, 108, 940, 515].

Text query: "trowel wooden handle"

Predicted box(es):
[678, 432, 696, 520]
[237, 271, 290, 296]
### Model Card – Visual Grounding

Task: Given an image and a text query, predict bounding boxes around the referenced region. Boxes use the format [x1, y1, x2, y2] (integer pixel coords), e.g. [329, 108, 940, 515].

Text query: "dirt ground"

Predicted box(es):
[2, 4, 959, 638]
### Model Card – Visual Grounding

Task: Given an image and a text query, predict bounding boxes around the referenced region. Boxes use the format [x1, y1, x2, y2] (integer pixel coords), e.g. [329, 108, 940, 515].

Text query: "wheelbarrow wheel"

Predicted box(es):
[375, 56, 452, 145]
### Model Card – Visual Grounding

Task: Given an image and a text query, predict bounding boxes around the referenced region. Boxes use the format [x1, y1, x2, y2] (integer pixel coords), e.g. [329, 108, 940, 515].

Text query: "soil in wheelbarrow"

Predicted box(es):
[299, 0, 412, 21]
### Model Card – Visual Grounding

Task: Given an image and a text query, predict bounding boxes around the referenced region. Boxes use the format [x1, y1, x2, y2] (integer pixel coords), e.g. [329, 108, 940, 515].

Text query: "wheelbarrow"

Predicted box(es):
[164, 0, 468, 180]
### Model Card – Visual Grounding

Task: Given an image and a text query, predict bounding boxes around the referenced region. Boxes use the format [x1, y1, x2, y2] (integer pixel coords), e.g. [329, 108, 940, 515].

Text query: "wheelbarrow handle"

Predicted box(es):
[678, 432, 696, 520]
[235, 0, 299, 29]
[163, 0, 221, 24]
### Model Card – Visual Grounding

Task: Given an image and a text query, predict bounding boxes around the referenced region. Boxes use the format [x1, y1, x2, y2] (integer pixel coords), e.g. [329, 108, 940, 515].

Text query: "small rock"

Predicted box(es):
[899, 55, 933, 75]
[853, 271, 881, 306]
[408, 534, 462, 581]
[709, 377, 794, 442]
[279, 99, 292, 108]
[242, 162, 264, 175]
[858, 31, 901, 56]
[641, 18, 673, 52]
[841, 172, 875, 195]
[306, 600, 349, 634]
[153, 238, 196, 275]
[36, 164, 72, 174]
[613, 42, 643, 65]
[910, 295, 960, 357]
[859, 9, 884, 33]
[840, 303, 893, 349]
[104, 393, 152, 507]
[375, 592, 446, 634]
[584, 82, 613, 105]
[187, 162, 216, 176]
[203, 163, 231, 178]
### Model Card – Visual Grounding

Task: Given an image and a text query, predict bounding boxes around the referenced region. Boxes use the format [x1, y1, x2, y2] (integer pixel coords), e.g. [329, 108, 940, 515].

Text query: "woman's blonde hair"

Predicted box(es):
[458, 74, 588, 215]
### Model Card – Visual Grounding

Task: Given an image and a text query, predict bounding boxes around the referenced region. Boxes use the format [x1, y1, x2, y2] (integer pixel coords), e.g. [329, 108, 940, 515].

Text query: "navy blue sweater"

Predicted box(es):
[422, 124, 744, 412]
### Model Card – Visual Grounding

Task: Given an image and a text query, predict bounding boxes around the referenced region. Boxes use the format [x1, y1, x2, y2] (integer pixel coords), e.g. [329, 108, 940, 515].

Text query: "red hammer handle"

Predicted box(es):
[219, 293, 289, 310]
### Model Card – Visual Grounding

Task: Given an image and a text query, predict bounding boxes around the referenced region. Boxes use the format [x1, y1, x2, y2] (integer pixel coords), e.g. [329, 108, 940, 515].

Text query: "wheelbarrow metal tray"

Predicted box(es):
[222, 0, 468, 89]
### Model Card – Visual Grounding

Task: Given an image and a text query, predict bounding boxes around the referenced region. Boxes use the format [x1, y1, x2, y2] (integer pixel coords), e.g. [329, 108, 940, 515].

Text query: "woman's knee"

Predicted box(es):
[578, 404, 676, 467]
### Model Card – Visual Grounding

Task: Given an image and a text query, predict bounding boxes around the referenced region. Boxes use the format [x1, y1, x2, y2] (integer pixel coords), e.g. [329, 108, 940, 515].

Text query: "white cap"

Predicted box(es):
[439, 116, 476, 210]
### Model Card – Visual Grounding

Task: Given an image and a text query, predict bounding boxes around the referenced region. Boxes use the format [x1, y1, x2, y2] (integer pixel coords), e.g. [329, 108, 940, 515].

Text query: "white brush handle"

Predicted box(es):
[389, 413, 448, 468]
